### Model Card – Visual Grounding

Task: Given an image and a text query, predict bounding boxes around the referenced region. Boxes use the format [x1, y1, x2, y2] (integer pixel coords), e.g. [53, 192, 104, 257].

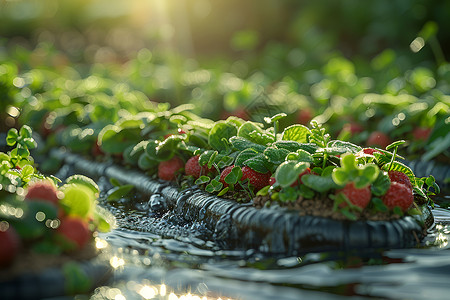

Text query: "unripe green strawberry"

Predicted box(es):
[185, 155, 214, 178]
[335, 182, 371, 209]
[241, 166, 271, 191]
[158, 157, 184, 181]
[382, 182, 414, 211]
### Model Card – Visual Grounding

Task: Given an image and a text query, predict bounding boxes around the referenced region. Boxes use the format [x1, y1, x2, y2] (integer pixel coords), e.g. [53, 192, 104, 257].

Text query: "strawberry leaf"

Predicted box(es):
[274, 161, 308, 187]
[208, 121, 238, 153]
[281, 124, 311, 143]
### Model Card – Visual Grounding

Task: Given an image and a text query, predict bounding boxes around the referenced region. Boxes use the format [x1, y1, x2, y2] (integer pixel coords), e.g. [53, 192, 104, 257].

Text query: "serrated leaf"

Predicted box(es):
[326, 140, 362, 154]
[244, 155, 271, 173]
[381, 161, 415, 184]
[274, 161, 308, 188]
[281, 124, 311, 143]
[230, 136, 266, 153]
[208, 121, 237, 153]
[235, 148, 259, 166]
[371, 171, 391, 196]
[264, 147, 290, 164]
[237, 121, 265, 144]
[156, 135, 184, 161]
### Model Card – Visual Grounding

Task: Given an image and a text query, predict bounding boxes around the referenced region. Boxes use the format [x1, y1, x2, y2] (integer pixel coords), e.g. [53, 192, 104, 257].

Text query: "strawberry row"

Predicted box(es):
[35, 106, 438, 223]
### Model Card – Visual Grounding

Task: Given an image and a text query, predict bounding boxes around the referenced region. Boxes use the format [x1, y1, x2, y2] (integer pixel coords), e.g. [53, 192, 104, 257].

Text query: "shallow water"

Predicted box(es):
[86, 182, 450, 300]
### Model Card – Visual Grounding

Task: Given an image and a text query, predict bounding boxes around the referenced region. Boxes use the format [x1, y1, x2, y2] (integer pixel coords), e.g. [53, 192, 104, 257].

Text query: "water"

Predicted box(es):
[87, 184, 450, 300]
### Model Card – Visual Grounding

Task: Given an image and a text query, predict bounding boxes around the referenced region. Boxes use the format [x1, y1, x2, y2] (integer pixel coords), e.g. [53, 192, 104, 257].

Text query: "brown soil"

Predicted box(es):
[253, 195, 400, 222]
[0, 241, 99, 280]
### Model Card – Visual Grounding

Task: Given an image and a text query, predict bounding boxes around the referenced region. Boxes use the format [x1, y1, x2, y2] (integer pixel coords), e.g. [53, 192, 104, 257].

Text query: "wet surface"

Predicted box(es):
[52, 165, 450, 300]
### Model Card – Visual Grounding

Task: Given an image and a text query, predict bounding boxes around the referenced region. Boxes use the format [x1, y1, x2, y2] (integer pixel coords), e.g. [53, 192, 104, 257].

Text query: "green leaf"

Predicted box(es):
[326, 140, 362, 154]
[19, 125, 33, 139]
[195, 176, 211, 185]
[274, 161, 308, 188]
[371, 171, 391, 197]
[65, 174, 100, 195]
[332, 169, 349, 186]
[6, 128, 19, 146]
[125, 141, 149, 165]
[235, 148, 259, 166]
[208, 121, 238, 153]
[381, 161, 415, 184]
[61, 184, 95, 218]
[264, 113, 287, 124]
[256, 185, 270, 196]
[225, 166, 243, 185]
[20, 165, 34, 180]
[281, 124, 311, 143]
[279, 187, 299, 202]
[22, 138, 37, 150]
[138, 153, 158, 170]
[205, 179, 223, 193]
[217, 187, 229, 196]
[359, 164, 380, 185]
[244, 154, 271, 173]
[107, 184, 135, 201]
[386, 140, 406, 150]
[302, 174, 339, 193]
[341, 153, 357, 171]
[237, 121, 268, 144]
[230, 136, 266, 153]
[156, 135, 184, 161]
[264, 147, 290, 164]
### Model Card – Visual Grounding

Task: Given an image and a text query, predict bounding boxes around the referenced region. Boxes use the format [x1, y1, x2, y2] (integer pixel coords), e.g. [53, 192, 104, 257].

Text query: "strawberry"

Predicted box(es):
[296, 109, 312, 125]
[367, 131, 390, 149]
[219, 165, 235, 188]
[232, 107, 249, 120]
[335, 182, 371, 209]
[25, 181, 60, 206]
[412, 127, 431, 141]
[185, 155, 214, 178]
[56, 216, 91, 251]
[158, 157, 184, 181]
[388, 170, 413, 191]
[291, 168, 312, 187]
[382, 181, 414, 211]
[362, 148, 382, 155]
[0, 226, 20, 267]
[269, 177, 276, 186]
[241, 166, 271, 191]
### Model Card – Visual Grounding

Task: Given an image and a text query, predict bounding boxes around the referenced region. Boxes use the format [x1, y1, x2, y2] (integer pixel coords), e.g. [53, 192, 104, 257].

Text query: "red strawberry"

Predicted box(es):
[388, 170, 413, 191]
[412, 127, 431, 141]
[25, 181, 60, 206]
[185, 155, 214, 178]
[344, 122, 364, 135]
[158, 157, 184, 181]
[367, 131, 390, 149]
[291, 168, 312, 187]
[241, 166, 271, 191]
[56, 216, 91, 251]
[335, 182, 371, 209]
[362, 148, 382, 155]
[296, 109, 312, 125]
[0, 226, 20, 267]
[269, 177, 276, 186]
[219, 165, 235, 188]
[382, 181, 414, 211]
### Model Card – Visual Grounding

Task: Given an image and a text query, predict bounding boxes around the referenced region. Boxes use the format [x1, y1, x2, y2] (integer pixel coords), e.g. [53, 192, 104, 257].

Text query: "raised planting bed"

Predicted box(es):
[51, 149, 434, 255]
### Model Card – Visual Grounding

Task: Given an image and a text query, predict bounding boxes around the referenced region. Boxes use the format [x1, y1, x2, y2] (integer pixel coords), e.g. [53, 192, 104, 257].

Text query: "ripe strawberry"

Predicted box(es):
[269, 177, 276, 186]
[412, 127, 431, 141]
[219, 165, 235, 188]
[241, 166, 271, 191]
[362, 148, 382, 155]
[56, 216, 91, 251]
[367, 131, 390, 149]
[0, 226, 20, 267]
[291, 168, 312, 187]
[185, 155, 214, 178]
[335, 182, 371, 209]
[343, 122, 364, 135]
[296, 109, 312, 125]
[382, 181, 414, 211]
[158, 157, 184, 181]
[388, 170, 413, 191]
[25, 181, 60, 206]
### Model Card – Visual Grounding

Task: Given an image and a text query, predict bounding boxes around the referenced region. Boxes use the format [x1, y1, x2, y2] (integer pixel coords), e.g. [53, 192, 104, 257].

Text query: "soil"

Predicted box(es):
[253, 195, 400, 222]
